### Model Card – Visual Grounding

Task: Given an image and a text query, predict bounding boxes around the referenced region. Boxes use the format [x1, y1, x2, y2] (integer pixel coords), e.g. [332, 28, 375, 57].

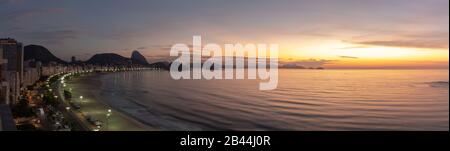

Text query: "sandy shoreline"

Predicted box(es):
[65, 73, 156, 131]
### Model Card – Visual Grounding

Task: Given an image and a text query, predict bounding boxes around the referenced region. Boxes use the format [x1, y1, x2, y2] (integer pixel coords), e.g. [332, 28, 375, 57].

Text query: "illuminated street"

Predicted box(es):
[53, 73, 151, 131]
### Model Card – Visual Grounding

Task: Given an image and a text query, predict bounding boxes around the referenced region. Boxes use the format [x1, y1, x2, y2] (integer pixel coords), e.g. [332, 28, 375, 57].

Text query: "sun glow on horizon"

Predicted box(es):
[276, 39, 449, 69]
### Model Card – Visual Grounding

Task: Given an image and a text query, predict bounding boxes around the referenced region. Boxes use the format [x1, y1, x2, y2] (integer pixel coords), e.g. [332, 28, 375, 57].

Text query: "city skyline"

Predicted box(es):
[0, 0, 449, 137]
[1, 0, 449, 69]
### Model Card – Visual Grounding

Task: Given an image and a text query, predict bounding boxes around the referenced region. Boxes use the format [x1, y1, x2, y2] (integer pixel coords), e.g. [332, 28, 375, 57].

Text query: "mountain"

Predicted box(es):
[130, 50, 149, 65]
[86, 53, 131, 65]
[280, 63, 305, 69]
[24, 45, 67, 64]
[24, 45, 170, 69]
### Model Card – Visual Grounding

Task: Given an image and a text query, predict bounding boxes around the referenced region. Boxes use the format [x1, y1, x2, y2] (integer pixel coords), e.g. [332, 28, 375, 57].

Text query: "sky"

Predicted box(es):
[1, 0, 448, 69]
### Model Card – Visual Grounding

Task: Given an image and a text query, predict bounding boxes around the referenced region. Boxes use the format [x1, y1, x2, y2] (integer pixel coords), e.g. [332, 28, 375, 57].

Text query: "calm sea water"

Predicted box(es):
[94, 69, 448, 130]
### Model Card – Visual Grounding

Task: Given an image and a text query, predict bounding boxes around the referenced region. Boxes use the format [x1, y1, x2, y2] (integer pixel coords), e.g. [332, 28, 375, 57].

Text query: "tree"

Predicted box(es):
[12, 98, 35, 118]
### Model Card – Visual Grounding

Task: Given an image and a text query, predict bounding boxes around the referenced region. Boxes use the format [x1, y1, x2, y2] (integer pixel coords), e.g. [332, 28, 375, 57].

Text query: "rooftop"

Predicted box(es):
[0, 38, 20, 45]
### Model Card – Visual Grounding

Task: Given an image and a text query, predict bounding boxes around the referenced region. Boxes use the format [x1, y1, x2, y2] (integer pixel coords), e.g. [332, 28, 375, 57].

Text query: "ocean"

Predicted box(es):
[71, 69, 449, 130]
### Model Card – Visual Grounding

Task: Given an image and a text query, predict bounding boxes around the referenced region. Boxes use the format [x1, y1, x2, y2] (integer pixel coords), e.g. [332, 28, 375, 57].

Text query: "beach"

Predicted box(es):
[63, 72, 154, 131]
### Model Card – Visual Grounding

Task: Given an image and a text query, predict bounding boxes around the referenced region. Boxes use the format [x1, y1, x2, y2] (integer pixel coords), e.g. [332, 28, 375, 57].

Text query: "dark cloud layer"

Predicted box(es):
[1, 8, 65, 22]
[339, 56, 358, 59]
[344, 31, 449, 49]
[280, 59, 336, 67]
[349, 39, 449, 49]
[20, 29, 80, 45]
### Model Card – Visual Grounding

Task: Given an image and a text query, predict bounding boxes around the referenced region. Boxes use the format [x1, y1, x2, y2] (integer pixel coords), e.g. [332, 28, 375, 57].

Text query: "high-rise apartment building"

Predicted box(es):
[0, 38, 24, 104]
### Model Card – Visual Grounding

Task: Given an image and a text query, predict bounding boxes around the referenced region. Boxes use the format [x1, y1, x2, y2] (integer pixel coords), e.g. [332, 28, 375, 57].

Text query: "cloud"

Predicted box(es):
[135, 46, 147, 50]
[149, 44, 194, 51]
[345, 31, 449, 49]
[144, 55, 175, 62]
[21, 29, 80, 45]
[280, 59, 336, 67]
[348, 39, 448, 49]
[339, 56, 358, 59]
[0, 0, 25, 5]
[336, 46, 369, 50]
[2, 8, 65, 22]
[146, 44, 170, 51]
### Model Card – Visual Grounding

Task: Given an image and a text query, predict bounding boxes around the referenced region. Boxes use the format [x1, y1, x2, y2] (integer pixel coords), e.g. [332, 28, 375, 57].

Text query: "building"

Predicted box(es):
[1, 38, 23, 80]
[23, 60, 41, 87]
[0, 47, 9, 104]
[0, 38, 24, 104]
[0, 104, 16, 131]
[71, 56, 76, 63]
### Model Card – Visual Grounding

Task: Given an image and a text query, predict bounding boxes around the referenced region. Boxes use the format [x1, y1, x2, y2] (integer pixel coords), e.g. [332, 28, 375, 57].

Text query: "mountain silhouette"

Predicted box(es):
[24, 45, 170, 69]
[86, 53, 132, 65]
[24, 45, 67, 64]
[131, 50, 149, 65]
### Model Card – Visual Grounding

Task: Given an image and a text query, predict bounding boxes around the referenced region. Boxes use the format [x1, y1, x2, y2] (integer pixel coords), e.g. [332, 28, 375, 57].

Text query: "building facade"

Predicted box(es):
[0, 47, 9, 104]
[0, 38, 24, 104]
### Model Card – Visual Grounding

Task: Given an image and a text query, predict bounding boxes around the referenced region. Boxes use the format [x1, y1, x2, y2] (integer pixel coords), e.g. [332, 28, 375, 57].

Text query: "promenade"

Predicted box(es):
[50, 70, 154, 131]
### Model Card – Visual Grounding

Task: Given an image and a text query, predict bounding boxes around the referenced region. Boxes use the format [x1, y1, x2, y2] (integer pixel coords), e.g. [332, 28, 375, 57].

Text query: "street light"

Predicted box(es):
[79, 96, 83, 99]
[106, 112, 111, 131]
[65, 107, 70, 111]
[94, 126, 101, 131]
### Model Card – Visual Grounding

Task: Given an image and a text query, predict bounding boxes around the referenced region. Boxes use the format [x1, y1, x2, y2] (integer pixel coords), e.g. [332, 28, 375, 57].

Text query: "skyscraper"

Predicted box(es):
[71, 56, 76, 63]
[0, 47, 9, 104]
[0, 38, 24, 104]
